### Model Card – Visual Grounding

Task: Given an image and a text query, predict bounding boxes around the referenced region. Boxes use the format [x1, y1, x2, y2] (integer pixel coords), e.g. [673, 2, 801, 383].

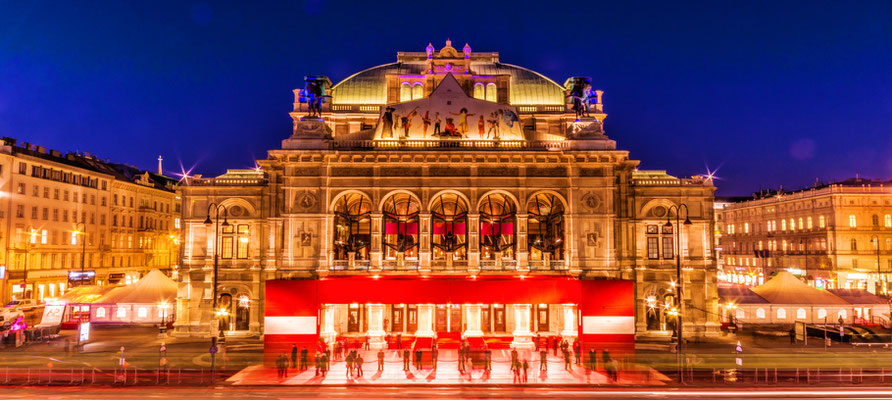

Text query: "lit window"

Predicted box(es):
[412, 83, 423, 100]
[756, 308, 766, 319]
[797, 308, 807, 320]
[137, 307, 148, 318]
[735, 309, 744, 319]
[849, 215, 857, 228]
[886, 214, 891, 228]
[781, 220, 787, 231]
[175, 218, 181, 229]
[817, 308, 827, 319]
[798, 218, 803, 230]
[473, 83, 485, 100]
[399, 82, 412, 102]
[807, 217, 813, 229]
[838, 310, 847, 321]
[485, 83, 497, 102]
[790, 218, 795, 230]
[41, 229, 47, 244]
[744, 223, 749, 233]
[776, 308, 786, 319]
[116, 307, 127, 318]
[819, 216, 826, 228]
[71, 232, 77, 245]
[96, 307, 106, 318]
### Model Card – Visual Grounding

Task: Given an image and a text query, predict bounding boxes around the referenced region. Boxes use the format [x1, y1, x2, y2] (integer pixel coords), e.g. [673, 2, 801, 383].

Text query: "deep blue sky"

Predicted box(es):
[2, 1, 891, 195]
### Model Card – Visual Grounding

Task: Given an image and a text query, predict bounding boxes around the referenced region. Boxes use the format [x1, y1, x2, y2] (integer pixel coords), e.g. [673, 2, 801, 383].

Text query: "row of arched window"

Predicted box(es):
[398, 81, 498, 103]
[332, 192, 564, 262]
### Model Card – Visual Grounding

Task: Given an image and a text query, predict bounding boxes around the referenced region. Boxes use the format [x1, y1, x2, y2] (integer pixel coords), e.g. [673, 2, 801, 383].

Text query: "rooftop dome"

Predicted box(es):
[330, 61, 565, 106]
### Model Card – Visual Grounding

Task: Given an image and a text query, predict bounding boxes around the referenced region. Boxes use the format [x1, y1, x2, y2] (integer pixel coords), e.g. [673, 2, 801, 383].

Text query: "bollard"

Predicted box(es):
[48, 367, 52, 384]
[91, 368, 95, 384]
[774, 368, 777, 383]
[178, 368, 182, 385]
[795, 367, 799, 383]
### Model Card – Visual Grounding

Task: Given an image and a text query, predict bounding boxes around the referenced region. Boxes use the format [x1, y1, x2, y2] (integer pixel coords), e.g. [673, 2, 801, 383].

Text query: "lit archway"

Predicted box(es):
[431, 193, 468, 260]
[382, 193, 421, 259]
[332, 193, 372, 260]
[479, 193, 517, 260]
[527, 192, 565, 260]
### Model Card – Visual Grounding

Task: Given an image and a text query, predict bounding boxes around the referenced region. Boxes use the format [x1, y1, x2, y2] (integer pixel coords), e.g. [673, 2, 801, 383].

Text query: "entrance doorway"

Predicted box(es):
[392, 306, 404, 332]
[493, 305, 506, 332]
[536, 304, 549, 332]
[449, 306, 462, 332]
[407, 305, 417, 332]
[235, 296, 250, 331]
[481, 307, 491, 333]
[435, 305, 448, 332]
[347, 304, 361, 332]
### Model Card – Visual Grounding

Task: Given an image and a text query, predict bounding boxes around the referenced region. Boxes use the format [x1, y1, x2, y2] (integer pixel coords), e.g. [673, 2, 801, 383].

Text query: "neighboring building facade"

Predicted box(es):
[174, 41, 718, 344]
[720, 178, 892, 293]
[0, 138, 181, 303]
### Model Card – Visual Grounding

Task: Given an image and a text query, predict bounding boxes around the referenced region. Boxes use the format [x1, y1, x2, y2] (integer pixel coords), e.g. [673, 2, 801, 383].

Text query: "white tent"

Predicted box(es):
[88, 269, 177, 325]
[751, 271, 848, 305]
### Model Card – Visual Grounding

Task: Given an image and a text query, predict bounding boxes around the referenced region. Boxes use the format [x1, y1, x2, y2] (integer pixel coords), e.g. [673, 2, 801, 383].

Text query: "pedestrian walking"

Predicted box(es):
[396, 332, 402, 350]
[415, 349, 423, 370]
[552, 336, 558, 356]
[484, 348, 492, 372]
[364, 334, 370, 350]
[563, 348, 571, 371]
[321, 352, 329, 376]
[300, 346, 308, 371]
[522, 360, 529, 383]
[534, 333, 541, 351]
[512, 360, 521, 383]
[431, 345, 438, 371]
[314, 352, 320, 376]
[540, 349, 548, 371]
[573, 340, 581, 365]
[346, 351, 354, 378]
[606, 358, 618, 382]
[278, 354, 289, 378]
[789, 328, 796, 344]
[588, 348, 596, 370]
[402, 349, 410, 371]
[377, 349, 385, 371]
[355, 354, 364, 377]
[291, 344, 298, 369]
[511, 348, 518, 368]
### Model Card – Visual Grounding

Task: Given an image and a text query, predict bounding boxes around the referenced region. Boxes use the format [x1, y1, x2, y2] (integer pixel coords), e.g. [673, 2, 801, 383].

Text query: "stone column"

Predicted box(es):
[370, 213, 383, 271]
[511, 304, 535, 350]
[367, 303, 386, 349]
[320, 304, 338, 346]
[560, 304, 578, 339]
[418, 213, 432, 272]
[415, 304, 435, 337]
[464, 304, 483, 338]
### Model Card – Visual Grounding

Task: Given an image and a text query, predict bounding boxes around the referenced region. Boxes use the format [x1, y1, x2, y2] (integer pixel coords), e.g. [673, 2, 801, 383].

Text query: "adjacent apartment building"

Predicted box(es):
[720, 178, 892, 293]
[0, 138, 181, 303]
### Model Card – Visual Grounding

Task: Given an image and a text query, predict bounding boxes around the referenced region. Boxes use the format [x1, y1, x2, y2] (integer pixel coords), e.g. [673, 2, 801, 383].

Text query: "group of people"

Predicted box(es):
[276, 338, 620, 383]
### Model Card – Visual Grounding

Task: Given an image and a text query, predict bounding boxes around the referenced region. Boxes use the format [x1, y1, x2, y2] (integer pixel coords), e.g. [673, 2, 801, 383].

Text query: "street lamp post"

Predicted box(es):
[73, 222, 86, 273]
[665, 204, 692, 383]
[203, 203, 229, 383]
[873, 236, 882, 295]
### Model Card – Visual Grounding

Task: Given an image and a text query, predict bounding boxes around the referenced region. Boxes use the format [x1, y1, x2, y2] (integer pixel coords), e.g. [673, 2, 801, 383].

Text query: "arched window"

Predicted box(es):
[776, 308, 786, 319]
[886, 214, 892, 228]
[873, 214, 880, 227]
[382, 193, 421, 260]
[333, 193, 372, 261]
[412, 82, 423, 100]
[527, 193, 565, 261]
[96, 307, 106, 318]
[479, 193, 517, 260]
[796, 308, 807, 320]
[756, 308, 766, 319]
[485, 83, 497, 102]
[851, 238, 857, 251]
[807, 216, 813, 229]
[849, 214, 857, 228]
[838, 309, 847, 321]
[399, 82, 412, 102]
[817, 308, 827, 319]
[473, 83, 485, 100]
[735, 309, 744, 320]
[431, 193, 468, 260]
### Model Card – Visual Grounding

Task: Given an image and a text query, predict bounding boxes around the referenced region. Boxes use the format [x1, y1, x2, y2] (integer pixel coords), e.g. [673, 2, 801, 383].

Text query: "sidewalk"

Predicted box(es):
[227, 349, 667, 386]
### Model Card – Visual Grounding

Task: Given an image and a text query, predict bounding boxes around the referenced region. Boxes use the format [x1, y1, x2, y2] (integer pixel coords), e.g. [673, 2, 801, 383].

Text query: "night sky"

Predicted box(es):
[2, 1, 890, 195]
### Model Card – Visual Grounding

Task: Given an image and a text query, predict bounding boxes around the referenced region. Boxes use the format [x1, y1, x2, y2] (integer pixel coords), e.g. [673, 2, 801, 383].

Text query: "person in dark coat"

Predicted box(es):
[573, 340, 581, 365]
[431, 345, 439, 371]
[377, 349, 385, 372]
[396, 332, 402, 350]
[314, 352, 320, 376]
[789, 328, 796, 344]
[300, 346, 308, 371]
[563, 348, 572, 371]
[522, 360, 529, 383]
[402, 349, 410, 371]
[321, 352, 329, 376]
[291, 344, 298, 369]
[414, 349, 423, 370]
[534, 333, 541, 351]
[588, 348, 597, 370]
[540, 348, 548, 371]
[484, 348, 492, 372]
[355, 354, 364, 377]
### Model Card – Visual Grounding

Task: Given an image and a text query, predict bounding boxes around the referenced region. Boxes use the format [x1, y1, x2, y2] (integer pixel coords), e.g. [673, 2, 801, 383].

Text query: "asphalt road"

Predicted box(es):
[4, 386, 892, 399]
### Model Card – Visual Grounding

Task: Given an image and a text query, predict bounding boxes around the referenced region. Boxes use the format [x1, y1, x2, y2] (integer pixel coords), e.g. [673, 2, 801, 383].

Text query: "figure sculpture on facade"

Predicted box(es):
[302, 80, 329, 118]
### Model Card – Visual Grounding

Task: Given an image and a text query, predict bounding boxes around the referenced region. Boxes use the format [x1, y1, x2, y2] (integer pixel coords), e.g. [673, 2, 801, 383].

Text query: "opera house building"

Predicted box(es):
[171, 41, 718, 359]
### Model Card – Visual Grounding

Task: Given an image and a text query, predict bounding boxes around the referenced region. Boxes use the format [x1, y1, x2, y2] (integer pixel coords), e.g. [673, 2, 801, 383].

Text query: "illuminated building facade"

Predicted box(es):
[721, 178, 892, 293]
[173, 41, 718, 350]
[0, 138, 180, 303]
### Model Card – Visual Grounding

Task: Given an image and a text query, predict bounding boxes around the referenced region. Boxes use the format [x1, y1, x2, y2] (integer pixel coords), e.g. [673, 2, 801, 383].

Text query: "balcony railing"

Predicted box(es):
[332, 139, 569, 151]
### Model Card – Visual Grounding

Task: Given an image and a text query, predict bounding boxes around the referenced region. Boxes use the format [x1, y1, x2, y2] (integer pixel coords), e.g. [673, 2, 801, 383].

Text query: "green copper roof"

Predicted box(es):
[330, 62, 565, 106]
